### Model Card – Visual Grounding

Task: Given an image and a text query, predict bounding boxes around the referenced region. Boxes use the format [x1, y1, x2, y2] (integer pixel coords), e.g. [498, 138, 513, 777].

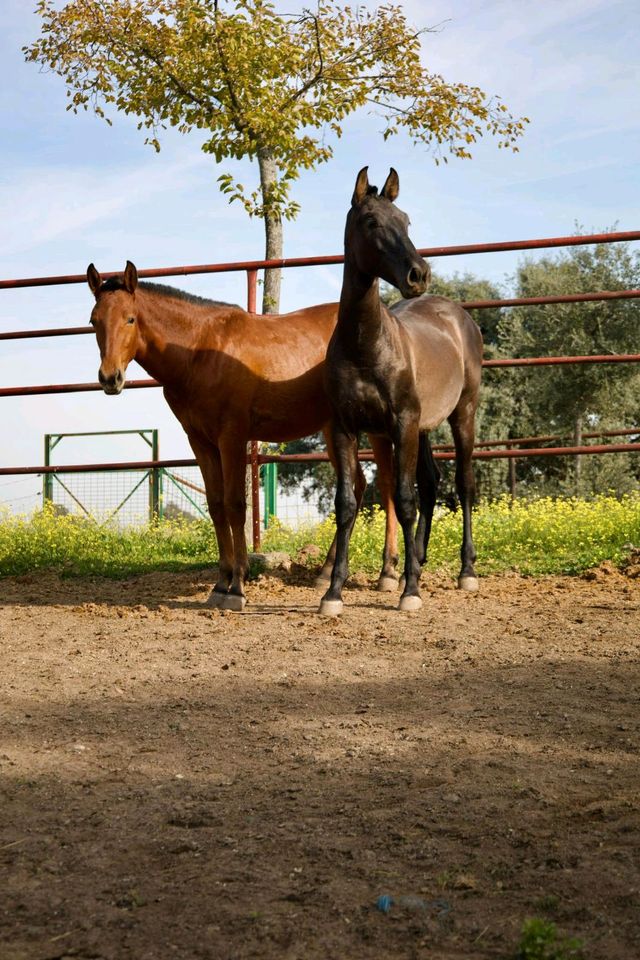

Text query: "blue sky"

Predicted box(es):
[1, 0, 639, 513]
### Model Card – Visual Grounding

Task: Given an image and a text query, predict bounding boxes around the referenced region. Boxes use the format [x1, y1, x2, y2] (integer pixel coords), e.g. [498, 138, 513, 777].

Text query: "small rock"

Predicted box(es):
[249, 551, 292, 573]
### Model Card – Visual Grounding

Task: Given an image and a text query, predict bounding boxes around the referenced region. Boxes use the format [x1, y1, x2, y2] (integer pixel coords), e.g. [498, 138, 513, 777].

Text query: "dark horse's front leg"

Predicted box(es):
[318, 426, 360, 616]
[314, 426, 368, 587]
[393, 415, 423, 612]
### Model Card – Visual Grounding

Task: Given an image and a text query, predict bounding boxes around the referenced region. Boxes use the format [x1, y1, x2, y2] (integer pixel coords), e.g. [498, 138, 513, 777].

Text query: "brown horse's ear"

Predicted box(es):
[123, 260, 138, 294]
[87, 263, 102, 299]
[352, 166, 370, 206]
[381, 168, 399, 203]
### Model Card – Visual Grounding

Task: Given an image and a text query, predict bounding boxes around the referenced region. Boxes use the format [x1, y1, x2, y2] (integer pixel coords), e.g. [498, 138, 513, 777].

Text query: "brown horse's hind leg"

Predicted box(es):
[448, 395, 479, 592]
[189, 438, 234, 606]
[314, 426, 368, 587]
[369, 435, 399, 591]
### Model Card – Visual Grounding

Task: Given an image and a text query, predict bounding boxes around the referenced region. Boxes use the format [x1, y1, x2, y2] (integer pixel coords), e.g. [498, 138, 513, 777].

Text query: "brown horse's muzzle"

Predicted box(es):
[98, 367, 125, 395]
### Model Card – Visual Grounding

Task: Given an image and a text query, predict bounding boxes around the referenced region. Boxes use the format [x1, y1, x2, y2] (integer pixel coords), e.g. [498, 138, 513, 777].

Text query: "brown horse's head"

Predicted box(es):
[87, 261, 140, 395]
[347, 167, 430, 298]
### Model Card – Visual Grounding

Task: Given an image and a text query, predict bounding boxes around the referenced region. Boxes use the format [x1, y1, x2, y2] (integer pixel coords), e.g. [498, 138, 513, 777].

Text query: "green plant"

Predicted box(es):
[516, 918, 584, 960]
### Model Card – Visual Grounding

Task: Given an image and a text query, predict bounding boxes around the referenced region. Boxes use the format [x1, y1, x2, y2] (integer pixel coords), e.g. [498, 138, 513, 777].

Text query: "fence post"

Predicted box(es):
[43, 434, 53, 506]
[263, 462, 278, 527]
[150, 428, 162, 519]
[246, 269, 261, 551]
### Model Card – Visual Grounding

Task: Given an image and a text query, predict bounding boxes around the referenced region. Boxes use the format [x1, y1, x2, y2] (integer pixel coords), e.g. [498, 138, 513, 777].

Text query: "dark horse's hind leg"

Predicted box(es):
[448, 396, 479, 592]
[415, 432, 441, 567]
[370, 435, 400, 591]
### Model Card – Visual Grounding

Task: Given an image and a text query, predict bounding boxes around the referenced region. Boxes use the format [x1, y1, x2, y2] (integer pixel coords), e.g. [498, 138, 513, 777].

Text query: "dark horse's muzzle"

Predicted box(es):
[400, 258, 431, 299]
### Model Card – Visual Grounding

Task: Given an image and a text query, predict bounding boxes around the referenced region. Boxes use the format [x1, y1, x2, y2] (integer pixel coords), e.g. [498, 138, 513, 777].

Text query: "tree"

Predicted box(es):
[25, 0, 528, 311]
[498, 234, 640, 496]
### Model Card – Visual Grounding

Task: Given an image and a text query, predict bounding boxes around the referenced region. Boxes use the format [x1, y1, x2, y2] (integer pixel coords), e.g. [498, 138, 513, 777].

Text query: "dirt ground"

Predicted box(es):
[1, 563, 639, 960]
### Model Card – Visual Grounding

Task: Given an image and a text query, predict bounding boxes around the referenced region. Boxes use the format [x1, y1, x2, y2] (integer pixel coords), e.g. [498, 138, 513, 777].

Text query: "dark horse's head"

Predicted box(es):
[346, 167, 430, 299]
[87, 261, 140, 395]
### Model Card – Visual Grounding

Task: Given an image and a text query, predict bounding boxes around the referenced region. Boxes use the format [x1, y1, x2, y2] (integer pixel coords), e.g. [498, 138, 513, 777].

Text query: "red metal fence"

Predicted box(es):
[2, 229, 640, 550]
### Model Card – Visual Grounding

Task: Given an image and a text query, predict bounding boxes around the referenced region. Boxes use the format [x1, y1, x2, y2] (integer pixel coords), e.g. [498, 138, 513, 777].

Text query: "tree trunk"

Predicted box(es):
[257, 149, 283, 314]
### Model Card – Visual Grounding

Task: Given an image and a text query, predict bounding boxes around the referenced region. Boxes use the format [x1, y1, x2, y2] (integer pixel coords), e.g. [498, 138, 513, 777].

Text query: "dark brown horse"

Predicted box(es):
[86, 262, 400, 609]
[319, 167, 483, 616]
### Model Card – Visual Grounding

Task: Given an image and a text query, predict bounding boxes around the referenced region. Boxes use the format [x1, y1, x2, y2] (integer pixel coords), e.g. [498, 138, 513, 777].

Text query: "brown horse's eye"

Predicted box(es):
[127, 317, 136, 325]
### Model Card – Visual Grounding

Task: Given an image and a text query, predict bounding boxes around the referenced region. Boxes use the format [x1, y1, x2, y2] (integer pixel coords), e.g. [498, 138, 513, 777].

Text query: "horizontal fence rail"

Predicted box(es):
[2, 354, 640, 398]
[2, 229, 639, 548]
[3, 442, 640, 479]
[3, 230, 640, 290]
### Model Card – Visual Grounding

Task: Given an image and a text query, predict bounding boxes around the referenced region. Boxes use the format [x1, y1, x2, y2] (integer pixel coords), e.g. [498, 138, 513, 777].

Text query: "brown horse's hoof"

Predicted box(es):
[377, 575, 399, 593]
[207, 589, 228, 607]
[458, 576, 479, 593]
[398, 594, 422, 612]
[318, 598, 344, 617]
[314, 574, 331, 590]
[221, 594, 247, 611]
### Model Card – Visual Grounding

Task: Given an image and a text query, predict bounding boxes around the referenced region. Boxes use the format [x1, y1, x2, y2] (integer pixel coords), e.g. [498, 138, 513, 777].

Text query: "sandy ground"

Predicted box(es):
[0, 564, 639, 960]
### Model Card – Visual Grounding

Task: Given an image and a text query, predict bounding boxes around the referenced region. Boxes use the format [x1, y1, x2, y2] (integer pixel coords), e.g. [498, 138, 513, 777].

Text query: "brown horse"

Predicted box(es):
[86, 262, 399, 609]
[320, 167, 483, 616]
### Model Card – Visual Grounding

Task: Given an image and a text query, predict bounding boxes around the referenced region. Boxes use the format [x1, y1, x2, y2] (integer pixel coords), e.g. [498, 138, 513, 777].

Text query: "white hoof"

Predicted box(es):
[458, 576, 479, 592]
[207, 590, 228, 607]
[221, 593, 247, 611]
[377, 575, 399, 593]
[398, 594, 422, 612]
[318, 599, 344, 617]
[314, 574, 331, 589]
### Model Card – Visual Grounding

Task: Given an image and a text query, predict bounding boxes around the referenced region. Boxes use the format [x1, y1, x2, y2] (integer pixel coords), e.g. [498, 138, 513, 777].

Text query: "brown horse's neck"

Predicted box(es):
[133, 289, 225, 387]
[337, 261, 384, 354]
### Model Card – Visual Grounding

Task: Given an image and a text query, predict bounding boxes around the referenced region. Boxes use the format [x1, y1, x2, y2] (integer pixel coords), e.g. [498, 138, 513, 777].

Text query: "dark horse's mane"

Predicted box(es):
[100, 275, 239, 309]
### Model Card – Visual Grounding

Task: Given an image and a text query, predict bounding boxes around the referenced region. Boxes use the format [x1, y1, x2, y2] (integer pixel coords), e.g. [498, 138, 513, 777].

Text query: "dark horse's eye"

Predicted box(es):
[127, 317, 136, 325]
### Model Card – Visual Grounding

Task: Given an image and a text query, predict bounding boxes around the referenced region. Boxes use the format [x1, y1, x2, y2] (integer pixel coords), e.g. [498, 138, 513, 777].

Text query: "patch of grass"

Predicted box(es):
[0, 506, 218, 578]
[516, 917, 584, 959]
[265, 493, 640, 577]
[1, 494, 638, 579]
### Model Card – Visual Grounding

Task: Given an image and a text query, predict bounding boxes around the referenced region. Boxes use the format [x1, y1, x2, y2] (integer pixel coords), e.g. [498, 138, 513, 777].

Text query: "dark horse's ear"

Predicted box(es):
[87, 263, 102, 299]
[381, 168, 399, 203]
[123, 260, 138, 294]
[352, 166, 370, 206]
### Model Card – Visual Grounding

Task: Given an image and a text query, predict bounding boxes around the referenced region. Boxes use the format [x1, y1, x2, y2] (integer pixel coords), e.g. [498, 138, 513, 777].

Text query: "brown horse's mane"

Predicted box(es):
[99, 275, 239, 310]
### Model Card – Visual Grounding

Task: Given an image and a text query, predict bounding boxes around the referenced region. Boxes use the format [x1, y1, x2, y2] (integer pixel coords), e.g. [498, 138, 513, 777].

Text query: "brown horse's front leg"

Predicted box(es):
[189, 437, 234, 606]
[217, 434, 251, 611]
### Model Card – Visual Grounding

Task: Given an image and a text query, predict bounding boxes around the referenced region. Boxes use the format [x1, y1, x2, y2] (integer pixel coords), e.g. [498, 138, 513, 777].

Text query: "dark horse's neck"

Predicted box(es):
[337, 260, 384, 355]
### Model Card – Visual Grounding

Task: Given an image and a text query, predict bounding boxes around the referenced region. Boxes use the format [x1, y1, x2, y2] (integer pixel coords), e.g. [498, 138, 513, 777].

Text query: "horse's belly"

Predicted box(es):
[414, 353, 465, 431]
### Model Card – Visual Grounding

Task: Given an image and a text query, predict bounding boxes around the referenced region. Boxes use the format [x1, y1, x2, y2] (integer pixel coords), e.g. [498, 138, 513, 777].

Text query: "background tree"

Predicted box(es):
[498, 234, 640, 496]
[26, 0, 528, 311]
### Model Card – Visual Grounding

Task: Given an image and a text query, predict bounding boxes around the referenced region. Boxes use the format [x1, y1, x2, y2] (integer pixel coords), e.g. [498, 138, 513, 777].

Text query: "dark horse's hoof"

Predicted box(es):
[458, 576, 479, 592]
[398, 594, 422, 612]
[318, 598, 343, 617]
